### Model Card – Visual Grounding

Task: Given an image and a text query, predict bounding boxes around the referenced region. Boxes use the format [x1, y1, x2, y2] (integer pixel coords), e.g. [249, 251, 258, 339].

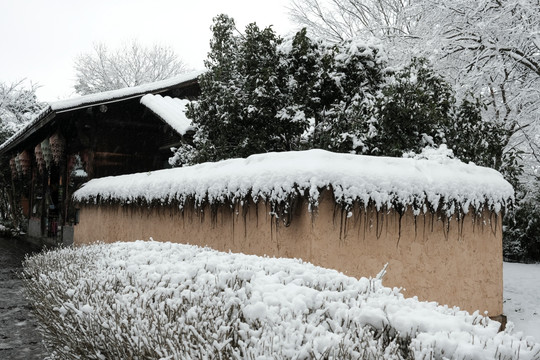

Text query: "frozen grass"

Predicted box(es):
[22, 241, 540, 359]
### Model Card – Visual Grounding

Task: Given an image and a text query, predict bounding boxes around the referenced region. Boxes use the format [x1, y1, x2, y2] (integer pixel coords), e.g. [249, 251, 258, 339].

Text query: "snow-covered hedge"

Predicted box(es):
[73, 149, 513, 219]
[23, 241, 539, 359]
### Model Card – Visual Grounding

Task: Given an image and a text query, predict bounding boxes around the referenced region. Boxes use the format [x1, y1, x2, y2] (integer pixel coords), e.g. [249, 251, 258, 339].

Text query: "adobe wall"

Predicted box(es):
[74, 191, 503, 316]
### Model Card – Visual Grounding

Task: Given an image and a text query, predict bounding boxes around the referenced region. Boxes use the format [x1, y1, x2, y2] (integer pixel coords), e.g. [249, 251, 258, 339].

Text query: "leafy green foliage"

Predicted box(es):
[504, 186, 540, 262]
[185, 15, 300, 162]
[448, 97, 521, 184]
[373, 59, 454, 157]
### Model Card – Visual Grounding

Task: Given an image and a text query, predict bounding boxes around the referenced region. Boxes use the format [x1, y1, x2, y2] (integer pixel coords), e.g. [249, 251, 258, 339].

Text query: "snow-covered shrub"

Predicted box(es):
[23, 241, 540, 360]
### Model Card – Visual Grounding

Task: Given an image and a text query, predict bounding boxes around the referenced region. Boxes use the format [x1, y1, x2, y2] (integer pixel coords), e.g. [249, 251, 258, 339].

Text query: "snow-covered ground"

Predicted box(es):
[504, 262, 540, 342]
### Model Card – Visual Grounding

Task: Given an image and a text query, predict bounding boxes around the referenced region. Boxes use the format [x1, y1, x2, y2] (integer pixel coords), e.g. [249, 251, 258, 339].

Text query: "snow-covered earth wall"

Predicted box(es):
[73, 149, 513, 218]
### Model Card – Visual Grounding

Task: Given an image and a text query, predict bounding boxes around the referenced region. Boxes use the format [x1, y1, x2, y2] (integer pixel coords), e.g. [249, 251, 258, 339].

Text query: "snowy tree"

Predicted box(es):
[289, 0, 539, 175]
[409, 0, 540, 170]
[181, 15, 311, 163]
[289, 0, 416, 40]
[0, 80, 44, 142]
[74, 40, 189, 95]
[288, 0, 540, 261]
[172, 15, 507, 173]
[372, 58, 455, 157]
[407, 0, 540, 261]
[0, 80, 44, 230]
[300, 36, 386, 154]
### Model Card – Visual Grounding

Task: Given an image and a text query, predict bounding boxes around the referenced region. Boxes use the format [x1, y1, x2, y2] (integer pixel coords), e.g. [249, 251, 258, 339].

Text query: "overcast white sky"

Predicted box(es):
[0, 0, 297, 102]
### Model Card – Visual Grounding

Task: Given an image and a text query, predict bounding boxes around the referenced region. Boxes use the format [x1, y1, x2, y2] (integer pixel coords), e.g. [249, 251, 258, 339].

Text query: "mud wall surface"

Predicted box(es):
[74, 191, 503, 316]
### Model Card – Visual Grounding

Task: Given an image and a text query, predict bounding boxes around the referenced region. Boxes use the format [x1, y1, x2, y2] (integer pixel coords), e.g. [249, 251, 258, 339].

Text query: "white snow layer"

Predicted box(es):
[50, 70, 203, 112]
[140, 94, 193, 136]
[32, 241, 540, 359]
[73, 149, 514, 217]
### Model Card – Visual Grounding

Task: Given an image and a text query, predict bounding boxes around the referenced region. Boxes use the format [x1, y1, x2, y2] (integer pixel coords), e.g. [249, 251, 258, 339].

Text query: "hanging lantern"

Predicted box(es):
[9, 157, 17, 178]
[18, 150, 31, 175]
[14, 154, 22, 175]
[49, 132, 65, 165]
[35, 143, 45, 173]
[41, 138, 52, 169]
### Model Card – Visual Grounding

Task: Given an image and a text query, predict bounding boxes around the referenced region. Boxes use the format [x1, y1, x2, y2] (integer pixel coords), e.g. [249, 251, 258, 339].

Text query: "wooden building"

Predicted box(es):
[0, 72, 201, 245]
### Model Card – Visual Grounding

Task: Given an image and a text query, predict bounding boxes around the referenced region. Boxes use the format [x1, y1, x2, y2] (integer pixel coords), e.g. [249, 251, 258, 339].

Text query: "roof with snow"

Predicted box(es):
[140, 94, 193, 136]
[0, 71, 203, 154]
[73, 149, 514, 217]
[50, 71, 203, 113]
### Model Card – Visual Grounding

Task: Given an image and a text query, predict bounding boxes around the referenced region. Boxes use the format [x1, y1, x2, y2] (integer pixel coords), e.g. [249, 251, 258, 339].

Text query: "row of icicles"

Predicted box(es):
[10, 133, 65, 178]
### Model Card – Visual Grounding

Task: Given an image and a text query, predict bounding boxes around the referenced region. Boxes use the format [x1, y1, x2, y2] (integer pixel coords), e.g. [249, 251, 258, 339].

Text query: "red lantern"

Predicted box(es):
[35, 143, 45, 173]
[49, 133, 65, 165]
[41, 138, 52, 169]
[18, 150, 31, 175]
[9, 157, 17, 178]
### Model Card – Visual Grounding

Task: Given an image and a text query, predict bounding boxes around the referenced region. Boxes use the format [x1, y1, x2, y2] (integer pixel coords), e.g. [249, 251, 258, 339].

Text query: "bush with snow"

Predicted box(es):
[22, 241, 539, 359]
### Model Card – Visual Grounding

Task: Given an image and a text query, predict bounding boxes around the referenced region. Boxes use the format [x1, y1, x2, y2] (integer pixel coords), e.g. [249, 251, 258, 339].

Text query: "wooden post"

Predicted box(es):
[29, 159, 34, 222]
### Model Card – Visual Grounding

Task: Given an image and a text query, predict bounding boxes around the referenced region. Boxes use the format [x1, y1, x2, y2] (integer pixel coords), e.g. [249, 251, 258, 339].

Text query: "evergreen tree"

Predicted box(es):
[181, 15, 302, 163]
[183, 14, 240, 163]
[448, 97, 521, 185]
[172, 15, 513, 189]
[275, 28, 321, 149]
[309, 40, 384, 154]
[373, 59, 454, 157]
[505, 188, 540, 262]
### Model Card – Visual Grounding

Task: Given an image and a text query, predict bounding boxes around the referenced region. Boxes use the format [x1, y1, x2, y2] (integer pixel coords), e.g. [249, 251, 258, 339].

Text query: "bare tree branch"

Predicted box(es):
[74, 40, 189, 95]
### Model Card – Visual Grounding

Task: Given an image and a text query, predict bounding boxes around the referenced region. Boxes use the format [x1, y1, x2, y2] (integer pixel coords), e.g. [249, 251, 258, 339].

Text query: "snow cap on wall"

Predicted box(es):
[73, 149, 514, 217]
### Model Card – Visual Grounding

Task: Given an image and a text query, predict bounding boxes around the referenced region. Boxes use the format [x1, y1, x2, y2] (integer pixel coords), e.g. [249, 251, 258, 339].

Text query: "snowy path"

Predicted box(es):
[0, 237, 46, 359]
[504, 262, 540, 342]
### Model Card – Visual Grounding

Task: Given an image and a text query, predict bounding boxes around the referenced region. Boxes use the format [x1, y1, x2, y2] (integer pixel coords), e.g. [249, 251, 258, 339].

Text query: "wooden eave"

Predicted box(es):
[0, 77, 199, 157]
[54, 78, 199, 114]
